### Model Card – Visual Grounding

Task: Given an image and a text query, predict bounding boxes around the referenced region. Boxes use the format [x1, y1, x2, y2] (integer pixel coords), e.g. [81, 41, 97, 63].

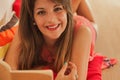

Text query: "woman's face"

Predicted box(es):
[34, 0, 67, 42]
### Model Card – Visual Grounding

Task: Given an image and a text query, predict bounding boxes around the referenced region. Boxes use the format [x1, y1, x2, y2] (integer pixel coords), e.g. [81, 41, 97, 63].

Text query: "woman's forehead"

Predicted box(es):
[34, 0, 62, 8]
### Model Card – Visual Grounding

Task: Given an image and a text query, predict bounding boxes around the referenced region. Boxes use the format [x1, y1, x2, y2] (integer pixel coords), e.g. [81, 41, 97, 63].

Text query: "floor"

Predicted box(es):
[88, 0, 120, 80]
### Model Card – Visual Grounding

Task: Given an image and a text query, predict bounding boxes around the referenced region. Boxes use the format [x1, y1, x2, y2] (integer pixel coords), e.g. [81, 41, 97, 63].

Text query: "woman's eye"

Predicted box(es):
[37, 11, 46, 15]
[54, 6, 63, 12]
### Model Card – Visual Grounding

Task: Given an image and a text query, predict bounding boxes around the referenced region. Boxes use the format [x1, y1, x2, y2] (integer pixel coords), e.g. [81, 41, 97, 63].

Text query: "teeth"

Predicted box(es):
[47, 25, 58, 29]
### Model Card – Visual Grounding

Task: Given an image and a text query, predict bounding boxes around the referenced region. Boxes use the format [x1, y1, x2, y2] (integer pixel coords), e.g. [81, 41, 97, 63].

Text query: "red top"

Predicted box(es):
[41, 15, 96, 79]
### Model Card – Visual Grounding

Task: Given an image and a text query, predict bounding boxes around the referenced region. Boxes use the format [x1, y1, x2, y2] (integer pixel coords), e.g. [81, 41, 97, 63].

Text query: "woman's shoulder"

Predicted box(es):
[73, 15, 96, 39]
[73, 15, 92, 35]
[73, 24, 92, 41]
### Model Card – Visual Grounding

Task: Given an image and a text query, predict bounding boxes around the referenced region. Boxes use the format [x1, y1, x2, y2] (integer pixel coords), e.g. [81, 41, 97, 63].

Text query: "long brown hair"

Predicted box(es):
[18, 0, 73, 72]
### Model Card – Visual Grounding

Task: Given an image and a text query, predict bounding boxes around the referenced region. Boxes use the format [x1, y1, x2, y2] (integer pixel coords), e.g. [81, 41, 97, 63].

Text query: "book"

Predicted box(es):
[0, 60, 53, 80]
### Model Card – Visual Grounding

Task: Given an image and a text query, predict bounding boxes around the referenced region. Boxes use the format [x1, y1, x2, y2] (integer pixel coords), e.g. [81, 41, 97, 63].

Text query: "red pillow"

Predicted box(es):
[13, 0, 21, 18]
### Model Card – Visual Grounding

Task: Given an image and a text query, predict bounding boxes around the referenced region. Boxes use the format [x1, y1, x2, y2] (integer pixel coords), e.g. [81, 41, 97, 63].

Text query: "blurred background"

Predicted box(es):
[88, 0, 120, 80]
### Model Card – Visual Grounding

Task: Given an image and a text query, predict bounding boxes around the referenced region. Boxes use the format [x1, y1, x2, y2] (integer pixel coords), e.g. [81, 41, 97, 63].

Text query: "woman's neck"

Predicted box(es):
[43, 36, 57, 47]
[43, 36, 58, 55]
[44, 42, 55, 54]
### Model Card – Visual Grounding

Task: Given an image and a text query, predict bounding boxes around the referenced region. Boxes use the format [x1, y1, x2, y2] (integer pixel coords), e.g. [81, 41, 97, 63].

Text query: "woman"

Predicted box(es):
[5, 0, 92, 80]
[4, 0, 117, 80]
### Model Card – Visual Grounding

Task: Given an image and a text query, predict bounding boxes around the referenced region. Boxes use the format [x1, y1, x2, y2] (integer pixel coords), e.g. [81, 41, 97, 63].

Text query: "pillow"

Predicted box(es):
[0, 0, 15, 29]
[0, 15, 18, 45]
[13, 0, 21, 18]
[0, 14, 18, 60]
[0, 44, 10, 59]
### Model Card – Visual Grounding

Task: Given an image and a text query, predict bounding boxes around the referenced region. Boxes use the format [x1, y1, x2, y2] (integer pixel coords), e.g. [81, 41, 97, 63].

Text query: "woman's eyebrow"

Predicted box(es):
[35, 4, 62, 11]
[35, 8, 44, 11]
[54, 4, 62, 7]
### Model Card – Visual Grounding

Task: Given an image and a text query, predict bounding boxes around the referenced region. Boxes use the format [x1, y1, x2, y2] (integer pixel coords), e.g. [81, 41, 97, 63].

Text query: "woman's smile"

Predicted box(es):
[34, 0, 67, 41]
[46, 24, 60, 31]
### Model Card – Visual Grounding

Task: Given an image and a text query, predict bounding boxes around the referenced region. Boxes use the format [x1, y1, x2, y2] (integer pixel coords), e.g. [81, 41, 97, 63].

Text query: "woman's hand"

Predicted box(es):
[55, 62, 78, 80]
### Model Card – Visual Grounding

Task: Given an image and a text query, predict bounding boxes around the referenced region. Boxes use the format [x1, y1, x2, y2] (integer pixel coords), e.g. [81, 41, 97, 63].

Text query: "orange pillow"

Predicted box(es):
[0, 15, 18, 59]
[0, 25, 18, 59]
[0, 26, 17, 46]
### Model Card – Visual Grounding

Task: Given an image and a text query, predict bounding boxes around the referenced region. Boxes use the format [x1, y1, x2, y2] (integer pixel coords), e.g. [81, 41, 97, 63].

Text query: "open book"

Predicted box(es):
[0, 60, 53, 80]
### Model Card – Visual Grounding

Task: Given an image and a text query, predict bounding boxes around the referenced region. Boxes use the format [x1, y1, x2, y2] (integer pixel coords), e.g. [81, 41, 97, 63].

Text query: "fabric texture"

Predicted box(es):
[13, 0, 21, 18]
[87, 56, 103, 80]
[0, 15, 18, 46]
[0, 26, 17, 59]
[0, 44, 10, 59]
[0, 0, 15, 29]
[0, 15, 18, 59]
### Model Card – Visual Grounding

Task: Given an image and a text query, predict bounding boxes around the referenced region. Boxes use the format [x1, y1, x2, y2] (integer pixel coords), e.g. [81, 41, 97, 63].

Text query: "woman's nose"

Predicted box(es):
[46, 12, 58, 24]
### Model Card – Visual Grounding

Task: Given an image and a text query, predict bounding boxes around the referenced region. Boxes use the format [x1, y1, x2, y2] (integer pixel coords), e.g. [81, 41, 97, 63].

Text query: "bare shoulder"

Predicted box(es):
[72, 24, 92, 55]
[74, 25, 92, 39]
[72, 24, 92, 53]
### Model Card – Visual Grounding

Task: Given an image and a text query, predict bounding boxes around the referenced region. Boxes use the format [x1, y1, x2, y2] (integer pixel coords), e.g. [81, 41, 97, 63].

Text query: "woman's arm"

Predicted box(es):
[71, 25, 92, 80]
[71, 0, 81, 13]
[4, 28, 20, 70]
[76, 0, 95, 22]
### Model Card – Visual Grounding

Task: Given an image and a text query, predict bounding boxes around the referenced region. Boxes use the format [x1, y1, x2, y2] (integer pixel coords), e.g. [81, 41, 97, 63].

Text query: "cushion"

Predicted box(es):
[0, 44, 10, 59]
[0, 15, 18, 59]
[13, 0, 21, 18]
[0, 0, 15, 29]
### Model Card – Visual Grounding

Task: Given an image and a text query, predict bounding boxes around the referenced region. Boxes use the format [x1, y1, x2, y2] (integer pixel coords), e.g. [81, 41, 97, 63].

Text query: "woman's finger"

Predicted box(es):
[58, 62, 68, 75]
[55, 62, 68, 80]
[68, 62, 77, 69]
[68, 62, 78, 79]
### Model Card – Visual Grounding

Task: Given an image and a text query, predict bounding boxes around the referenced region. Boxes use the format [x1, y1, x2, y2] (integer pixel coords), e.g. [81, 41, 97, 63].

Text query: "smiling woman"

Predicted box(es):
[3, 0, 96, 80]
[5, 0, 77, 80]
[3, 0, 117, 80]
[33, 0, 67, 41]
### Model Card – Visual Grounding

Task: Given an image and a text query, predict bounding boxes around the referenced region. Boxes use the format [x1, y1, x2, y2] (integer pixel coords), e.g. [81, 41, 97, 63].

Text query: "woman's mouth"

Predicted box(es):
[46, 24, 60, 31]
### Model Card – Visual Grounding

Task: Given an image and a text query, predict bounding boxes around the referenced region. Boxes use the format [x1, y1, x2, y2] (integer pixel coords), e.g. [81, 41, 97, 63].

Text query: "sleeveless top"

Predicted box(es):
[40, 15, 97, 79]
